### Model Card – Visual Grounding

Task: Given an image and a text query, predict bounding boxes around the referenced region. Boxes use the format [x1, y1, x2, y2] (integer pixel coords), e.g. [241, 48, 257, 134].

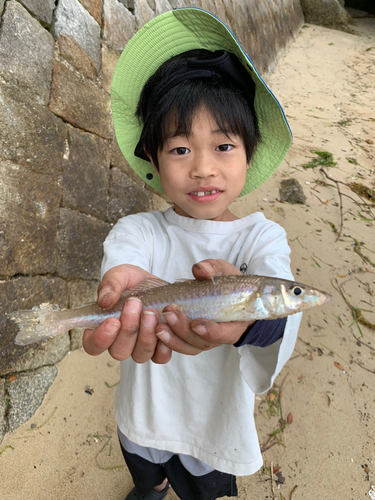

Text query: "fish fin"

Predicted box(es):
[9, 304, 65, 346]
[124, 277, 171, 295]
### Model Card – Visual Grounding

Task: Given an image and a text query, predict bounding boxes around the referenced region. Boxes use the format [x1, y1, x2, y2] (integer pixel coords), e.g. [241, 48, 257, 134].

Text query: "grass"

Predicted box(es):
[302, 151, 336, 169]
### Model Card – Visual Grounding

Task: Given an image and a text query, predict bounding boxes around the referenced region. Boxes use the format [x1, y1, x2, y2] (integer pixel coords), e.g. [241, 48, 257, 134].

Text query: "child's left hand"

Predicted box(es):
[155, 259, 255, 355]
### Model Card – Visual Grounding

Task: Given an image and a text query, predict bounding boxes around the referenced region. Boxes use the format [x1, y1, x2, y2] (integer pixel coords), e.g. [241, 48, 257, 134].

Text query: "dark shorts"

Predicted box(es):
[120, 442, 238, 500]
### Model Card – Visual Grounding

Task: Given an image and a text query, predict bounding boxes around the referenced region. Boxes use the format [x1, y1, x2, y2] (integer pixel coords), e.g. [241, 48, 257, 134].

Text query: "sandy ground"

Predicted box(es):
[1, 16, 375, 500]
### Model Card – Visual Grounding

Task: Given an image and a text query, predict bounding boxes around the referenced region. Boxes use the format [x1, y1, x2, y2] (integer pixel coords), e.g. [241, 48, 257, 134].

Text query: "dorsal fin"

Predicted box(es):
[123, 277, 171, 295]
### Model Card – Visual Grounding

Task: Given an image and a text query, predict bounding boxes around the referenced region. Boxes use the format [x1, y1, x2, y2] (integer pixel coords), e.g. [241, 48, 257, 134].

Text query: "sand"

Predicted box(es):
[1, 16, 374, 500]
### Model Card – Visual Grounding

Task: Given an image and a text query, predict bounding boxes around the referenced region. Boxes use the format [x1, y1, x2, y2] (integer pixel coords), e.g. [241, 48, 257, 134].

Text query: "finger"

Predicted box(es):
[162, 306, 215, 351]
[191, 318, 250, 345]
[155, 325, 204, 355]
[151, 340, 173, 364]
[82, 319, 120, 356]
[98, 264, 155, 309]
[108, 297, 143, 361]
[131, 309, 159, 363]
[192, 259, 242, 280]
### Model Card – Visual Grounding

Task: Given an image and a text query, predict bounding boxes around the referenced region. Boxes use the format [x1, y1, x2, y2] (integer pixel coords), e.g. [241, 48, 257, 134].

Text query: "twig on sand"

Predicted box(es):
[320, 168, 344, 240]
[289, 485, 298, 499]
[355, 361, 375, 375]
[332, 279, 375, 332]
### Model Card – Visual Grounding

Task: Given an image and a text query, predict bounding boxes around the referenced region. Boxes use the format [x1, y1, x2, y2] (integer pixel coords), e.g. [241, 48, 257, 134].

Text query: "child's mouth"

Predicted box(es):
[187, 190, 222, 202]
[191, 190, 220, 197]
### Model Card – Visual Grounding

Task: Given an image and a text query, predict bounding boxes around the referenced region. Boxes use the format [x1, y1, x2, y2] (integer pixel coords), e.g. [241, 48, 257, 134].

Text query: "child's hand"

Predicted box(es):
[154, 259, 255, 354]
[82, 264, 172, 364]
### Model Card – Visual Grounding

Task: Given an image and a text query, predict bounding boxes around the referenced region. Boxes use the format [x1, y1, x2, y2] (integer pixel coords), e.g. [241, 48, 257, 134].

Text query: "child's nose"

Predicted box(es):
[191, 152, 217, 178]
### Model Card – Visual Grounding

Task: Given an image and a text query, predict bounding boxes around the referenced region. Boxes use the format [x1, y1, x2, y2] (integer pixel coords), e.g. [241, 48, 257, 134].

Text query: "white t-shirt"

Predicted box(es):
[102, 208, 301, 476]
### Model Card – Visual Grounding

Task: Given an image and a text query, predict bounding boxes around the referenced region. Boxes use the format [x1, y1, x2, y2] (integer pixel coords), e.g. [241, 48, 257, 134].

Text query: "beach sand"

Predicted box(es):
[1, 16, 374, 500]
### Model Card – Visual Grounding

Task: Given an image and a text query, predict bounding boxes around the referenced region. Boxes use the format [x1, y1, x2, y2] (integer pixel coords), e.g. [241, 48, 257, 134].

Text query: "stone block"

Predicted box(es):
[58, 208, 111, 280]
[134, 0, 154, 30]
[0, 162, 61, 277]
[53, 0, 101, 70]
[107, 168, 152, 223]
[0, 276, 69, 377]
[18, 0, 55, 25]
[78, 0, 103, 25]
[0, 81, 67, 175]
[154, 0, 173, 16]
[49, 61, 111, 139]
[57, 36, 98, 82]
[7, 366, 57, 432]
[0, 1, 55, 105]
[103, 0, 135, 52]
[146, 0, 155, 10]
[110, 135, 139, 180]
[68, 280, 99, 349]
[62, 126, 110, 220]
[119, 0, 135, 14]
[0, 378, 6, 444]
[0, 0, 5, 16]
[101, 43, 120, 94]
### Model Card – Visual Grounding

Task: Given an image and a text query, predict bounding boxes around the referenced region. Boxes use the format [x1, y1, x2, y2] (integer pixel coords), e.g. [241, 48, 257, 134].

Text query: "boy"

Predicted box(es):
[83, 8, 301, 500]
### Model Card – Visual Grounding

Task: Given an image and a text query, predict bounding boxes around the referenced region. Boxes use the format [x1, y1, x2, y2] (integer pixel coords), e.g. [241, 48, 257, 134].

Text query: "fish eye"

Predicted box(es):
[291, 286, 303, 296]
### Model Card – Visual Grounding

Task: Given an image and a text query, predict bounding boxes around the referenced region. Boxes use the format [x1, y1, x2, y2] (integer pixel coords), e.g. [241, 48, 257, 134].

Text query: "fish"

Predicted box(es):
[9, 275, 331, 346]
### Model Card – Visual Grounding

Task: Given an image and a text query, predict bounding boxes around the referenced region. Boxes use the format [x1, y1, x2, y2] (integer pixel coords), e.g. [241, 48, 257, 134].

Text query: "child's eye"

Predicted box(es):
[216, 144, 234, 152]
[171, 147, 190, 155]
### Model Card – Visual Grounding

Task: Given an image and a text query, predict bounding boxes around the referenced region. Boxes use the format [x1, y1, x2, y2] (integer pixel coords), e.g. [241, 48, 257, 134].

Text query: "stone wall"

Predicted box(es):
[0, 0, 304, 443]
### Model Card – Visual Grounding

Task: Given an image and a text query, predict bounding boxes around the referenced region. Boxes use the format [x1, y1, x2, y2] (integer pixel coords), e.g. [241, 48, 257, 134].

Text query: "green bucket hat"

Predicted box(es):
[111, 7, 292, 197]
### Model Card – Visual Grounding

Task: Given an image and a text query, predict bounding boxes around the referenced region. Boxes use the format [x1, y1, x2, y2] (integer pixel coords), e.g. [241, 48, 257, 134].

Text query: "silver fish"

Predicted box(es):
[9, 275, 331, 346]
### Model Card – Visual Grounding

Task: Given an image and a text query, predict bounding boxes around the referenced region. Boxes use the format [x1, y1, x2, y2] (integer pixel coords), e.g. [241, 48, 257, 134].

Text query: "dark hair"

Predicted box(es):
[135, 50, 261, 169]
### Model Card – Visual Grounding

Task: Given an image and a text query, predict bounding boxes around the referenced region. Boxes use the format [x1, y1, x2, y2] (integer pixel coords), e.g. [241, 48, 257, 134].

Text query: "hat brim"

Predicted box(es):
[111, 8, 292, 197]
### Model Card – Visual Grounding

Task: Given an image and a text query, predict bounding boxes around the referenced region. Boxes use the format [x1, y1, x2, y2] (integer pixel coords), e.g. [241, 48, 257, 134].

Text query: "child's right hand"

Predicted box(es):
[82, 264, 172, 364]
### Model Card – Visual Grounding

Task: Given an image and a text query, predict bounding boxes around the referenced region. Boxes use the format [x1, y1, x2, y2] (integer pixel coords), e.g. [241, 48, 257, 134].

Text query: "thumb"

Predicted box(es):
[192, 259, 241, 281]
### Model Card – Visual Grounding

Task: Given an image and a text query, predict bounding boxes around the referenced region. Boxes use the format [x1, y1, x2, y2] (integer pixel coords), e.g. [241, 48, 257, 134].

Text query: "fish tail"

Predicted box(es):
[9, 304, 66, 346]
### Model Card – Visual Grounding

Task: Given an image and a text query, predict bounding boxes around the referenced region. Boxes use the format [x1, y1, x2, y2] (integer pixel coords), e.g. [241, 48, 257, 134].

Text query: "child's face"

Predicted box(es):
[151, 107, 249, 221]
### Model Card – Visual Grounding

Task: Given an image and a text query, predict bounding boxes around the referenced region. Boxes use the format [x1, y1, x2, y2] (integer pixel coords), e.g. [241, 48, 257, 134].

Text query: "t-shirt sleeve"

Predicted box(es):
[237, 221, 302, 394]
[101, 214, 153, 279]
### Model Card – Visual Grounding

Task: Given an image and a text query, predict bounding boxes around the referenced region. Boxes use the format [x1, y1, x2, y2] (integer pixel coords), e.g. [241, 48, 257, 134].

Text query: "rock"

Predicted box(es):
[100, 43, 120, 94]
[107, 168, 153, 223]
[57, 208, 111, 280]
[0, 378, 6, 444]
[0, 0, 5, 16]
[0, 1, 55, 105]
[53, 0, 101, 70]
[49, 61, 111, 139]
[7, 366, 57, 433]
[134, 0, 154, 30]
[110, 136, 143, 183]
[279, 178, 307, 204]
[18, 0, 55, 25]
[78, 0, 103, 25]
[62, 126, 110, 220]
[0, 81, 67, 175]
[154, 0, 173, 16]
[0, 276, 69, 376]
[118, 0, 135, 13]
[68, 280, 99, 349]
[300, 0, 355, 32]
[0, 161, 61, 277]
[57, 35, 98, 81]
[103, 0, 136, 51]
